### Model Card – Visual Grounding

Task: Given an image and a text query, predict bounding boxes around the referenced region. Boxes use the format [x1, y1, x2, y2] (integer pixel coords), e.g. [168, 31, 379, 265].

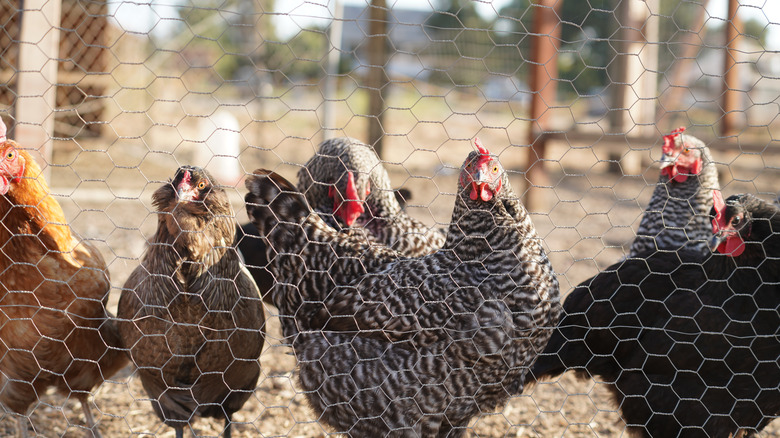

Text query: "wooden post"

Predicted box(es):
[656, 0, 710, 126]
[609, 0, 658, 174]
[15, 0, 62, 176]
[365, 0, 388, 156]
[721, 0, 740, 137]
[323, 0, 344, 140]
[524, 0, 561, 211]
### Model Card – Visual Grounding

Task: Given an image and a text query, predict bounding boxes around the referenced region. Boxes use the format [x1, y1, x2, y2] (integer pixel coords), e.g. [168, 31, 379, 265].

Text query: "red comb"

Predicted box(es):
[474, 138, 490, 156]
[662, 126, 686, 154]
[0, 117, 6, 142]
[345, 171, 359, 201]
[332, 171, 365, 227]
[712, 190, 727, 233]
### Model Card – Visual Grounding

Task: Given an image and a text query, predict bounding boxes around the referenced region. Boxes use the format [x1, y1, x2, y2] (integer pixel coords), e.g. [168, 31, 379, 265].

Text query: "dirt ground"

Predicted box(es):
[2, 129, 779, 437]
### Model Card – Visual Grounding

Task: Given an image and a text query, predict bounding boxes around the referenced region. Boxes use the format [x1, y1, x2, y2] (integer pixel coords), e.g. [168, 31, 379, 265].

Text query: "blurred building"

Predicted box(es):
[0, 0, 113, 138]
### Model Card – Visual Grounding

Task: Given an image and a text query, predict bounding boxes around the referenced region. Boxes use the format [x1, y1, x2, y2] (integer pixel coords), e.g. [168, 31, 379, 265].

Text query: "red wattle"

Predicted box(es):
[470, 182, 493, 202]
[717, 236, 745, 257]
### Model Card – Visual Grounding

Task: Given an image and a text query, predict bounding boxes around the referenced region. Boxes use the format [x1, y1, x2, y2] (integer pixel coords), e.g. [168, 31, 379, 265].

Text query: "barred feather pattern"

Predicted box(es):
[297, 137, 446, 257]
[629, 134, 720, 256]
[246, 150, 561, 437]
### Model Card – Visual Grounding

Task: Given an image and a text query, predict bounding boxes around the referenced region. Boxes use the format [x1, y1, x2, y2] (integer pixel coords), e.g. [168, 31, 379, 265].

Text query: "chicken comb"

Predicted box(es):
[474, 137, 490, 157]
[712, 189, 727, 233]
[181, 169, 192, 186]
[0, 117, 6, 143]
[662, 126, 686, 154]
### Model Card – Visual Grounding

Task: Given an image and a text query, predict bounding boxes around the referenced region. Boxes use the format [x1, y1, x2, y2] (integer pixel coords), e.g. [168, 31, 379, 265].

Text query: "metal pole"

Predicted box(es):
[524, 0, 561, 211]
[323, 0, 344, 140]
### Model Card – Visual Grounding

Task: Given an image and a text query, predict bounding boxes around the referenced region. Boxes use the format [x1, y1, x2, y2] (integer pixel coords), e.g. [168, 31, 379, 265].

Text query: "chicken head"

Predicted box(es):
[710, 189, 747, 256]
[0, 119, 25, 196]
[660, 127, 704, 183]
[459, 138, 503, 202]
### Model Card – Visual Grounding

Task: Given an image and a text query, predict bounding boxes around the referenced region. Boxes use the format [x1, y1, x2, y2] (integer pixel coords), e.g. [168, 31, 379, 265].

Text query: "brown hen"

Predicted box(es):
[0, 119, 127, 437]
[118, 166, 265, 438]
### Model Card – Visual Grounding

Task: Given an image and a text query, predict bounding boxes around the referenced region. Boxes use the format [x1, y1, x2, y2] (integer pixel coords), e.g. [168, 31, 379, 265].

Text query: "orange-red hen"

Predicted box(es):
[0, 119, 127, 437]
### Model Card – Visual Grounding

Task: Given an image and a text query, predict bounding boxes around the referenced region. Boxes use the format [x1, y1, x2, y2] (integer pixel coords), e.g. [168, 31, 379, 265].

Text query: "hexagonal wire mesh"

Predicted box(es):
[0, 0, 778, 436]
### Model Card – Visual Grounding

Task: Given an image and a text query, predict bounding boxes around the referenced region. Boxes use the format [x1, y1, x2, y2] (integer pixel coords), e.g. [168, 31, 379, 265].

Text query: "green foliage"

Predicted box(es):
[168, 1, 272, 81]
[261, 28, 329, 82]
[742, 17, 768, 47]
[423, 0, 530, 87]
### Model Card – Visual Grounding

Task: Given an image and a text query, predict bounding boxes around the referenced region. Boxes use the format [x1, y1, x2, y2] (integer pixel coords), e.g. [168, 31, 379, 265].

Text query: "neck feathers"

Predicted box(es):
[0, 147, 73, 253]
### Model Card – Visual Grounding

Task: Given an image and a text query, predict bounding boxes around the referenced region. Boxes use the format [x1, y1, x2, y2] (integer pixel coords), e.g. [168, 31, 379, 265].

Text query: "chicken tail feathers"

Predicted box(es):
[245, 169, 311, 235]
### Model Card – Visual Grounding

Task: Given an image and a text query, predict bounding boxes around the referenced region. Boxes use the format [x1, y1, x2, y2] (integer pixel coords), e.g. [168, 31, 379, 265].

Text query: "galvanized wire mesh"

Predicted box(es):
[0, 0, 778, 436]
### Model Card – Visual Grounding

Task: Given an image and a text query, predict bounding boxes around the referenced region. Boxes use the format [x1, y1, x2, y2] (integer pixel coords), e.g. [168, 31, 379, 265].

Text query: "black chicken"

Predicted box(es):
[245, 140, 561, 437]
[628, 127, 720, 256]
[532, 191, 780, 437]
[118, 166, 265, 438]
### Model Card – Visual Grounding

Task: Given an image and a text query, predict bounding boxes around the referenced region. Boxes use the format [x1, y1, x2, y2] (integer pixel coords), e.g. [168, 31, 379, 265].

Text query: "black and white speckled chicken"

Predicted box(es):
[245, 140, 561, 437]
[628, 127, 719, 256]
[297, 136, 446, 256]
[532, 191, 780, 437]
[236, 137, 439, 301]
[118, 166, 265, 438]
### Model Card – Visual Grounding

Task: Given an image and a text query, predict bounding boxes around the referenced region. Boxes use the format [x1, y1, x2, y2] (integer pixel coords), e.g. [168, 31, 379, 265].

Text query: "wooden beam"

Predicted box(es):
[15, 0, 62, 176]
[524, 0, 562, 212]
[323, 0, 344, 140]
[365, 0, 388, 156]
[721, 0, 740, 137]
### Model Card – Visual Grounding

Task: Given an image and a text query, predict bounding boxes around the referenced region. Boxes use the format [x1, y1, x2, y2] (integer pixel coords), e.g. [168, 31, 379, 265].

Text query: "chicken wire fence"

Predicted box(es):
[0, 0, 778, 437]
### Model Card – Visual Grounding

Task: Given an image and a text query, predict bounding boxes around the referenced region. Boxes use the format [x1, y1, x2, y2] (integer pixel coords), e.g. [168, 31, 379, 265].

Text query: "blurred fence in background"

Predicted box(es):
[0, 0, 779, 436]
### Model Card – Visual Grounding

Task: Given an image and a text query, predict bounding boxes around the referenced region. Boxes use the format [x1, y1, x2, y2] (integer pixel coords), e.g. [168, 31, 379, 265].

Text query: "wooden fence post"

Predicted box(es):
[16, 0, 62, 177]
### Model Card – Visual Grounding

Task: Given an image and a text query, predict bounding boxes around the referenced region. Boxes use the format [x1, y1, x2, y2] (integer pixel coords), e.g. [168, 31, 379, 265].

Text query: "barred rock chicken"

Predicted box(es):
[628, 127, 719, 257]
[118, 166, 265, 438]
[297, 136, 446, 256]
[0, 119, 127, 437]
[532, 191, 780, 437]
[236, 137, 442, 301]
[246, 140, 561, 437]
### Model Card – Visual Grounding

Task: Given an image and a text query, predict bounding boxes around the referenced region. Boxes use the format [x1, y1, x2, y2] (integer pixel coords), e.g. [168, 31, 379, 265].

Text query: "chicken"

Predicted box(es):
[0, 119, 127, 437]
[628, 127, 720, 257]
[245, 140, 561, 437]
[234, 221, 274, 301]
[532, 191, 780, 437]
[118, 166, 265, 438]
[297, 136, 447, 256]
[236, 137, 443, 301]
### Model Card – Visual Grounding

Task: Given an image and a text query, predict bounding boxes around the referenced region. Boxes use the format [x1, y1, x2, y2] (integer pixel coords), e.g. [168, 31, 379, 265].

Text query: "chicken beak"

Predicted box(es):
[469, 169, 493, 201]
[177, 183, 199, 202]
[659, 152, 676, 169]
[708, 232, 726, 252]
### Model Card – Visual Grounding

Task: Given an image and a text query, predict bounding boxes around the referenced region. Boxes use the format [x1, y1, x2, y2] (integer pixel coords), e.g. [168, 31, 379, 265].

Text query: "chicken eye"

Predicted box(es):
[492, 165, 499, 174]
[197, 181, 207, 190]
[683, 147, 690, 154]
[732, 215, 742, 226]
[5, 150, 14, 160]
